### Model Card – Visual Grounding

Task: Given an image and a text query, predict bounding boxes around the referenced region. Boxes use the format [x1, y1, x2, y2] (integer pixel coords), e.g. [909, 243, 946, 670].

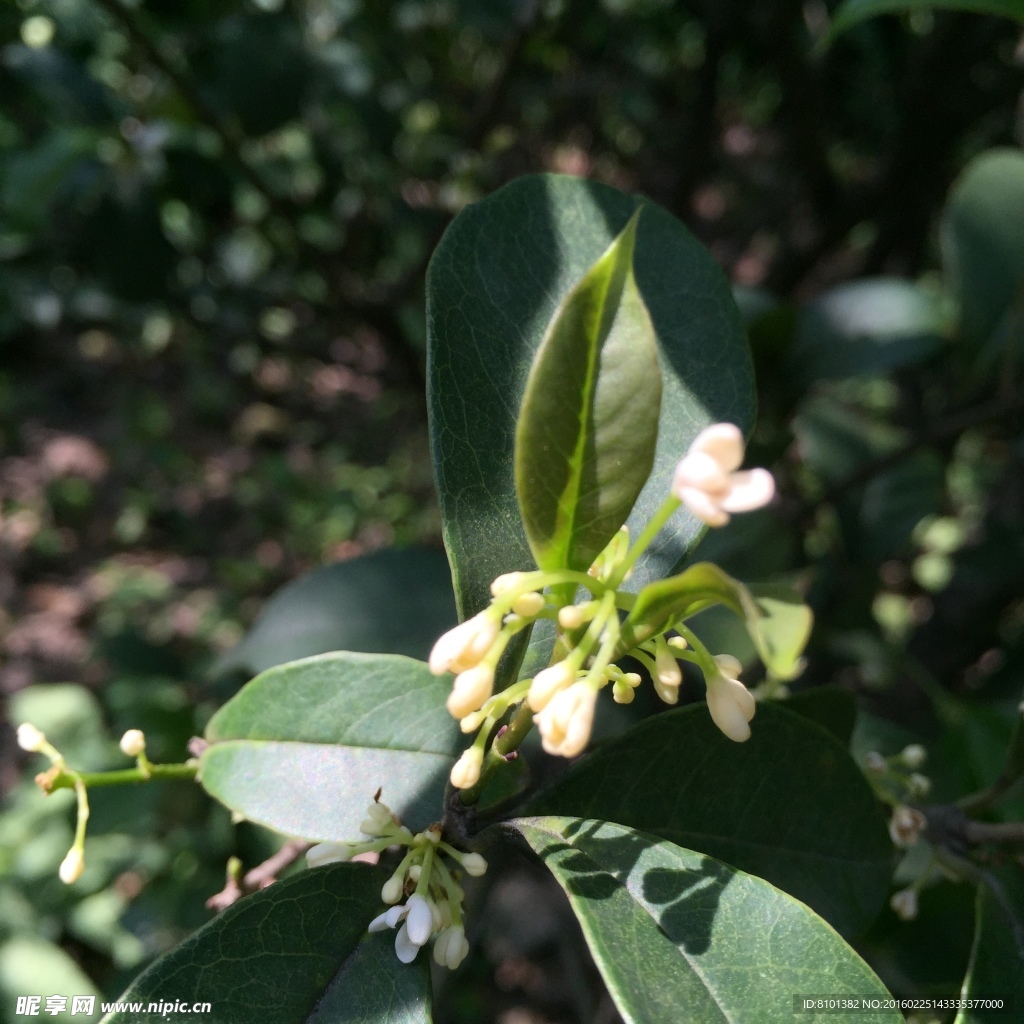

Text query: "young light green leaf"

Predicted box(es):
[515, 210, 661, 574]
[212, 548, 457, 680]
[617, 561, 812, 681]
[427, 174, 754, 620]
[524, 702, 893, 937]
[831, 0, 1024, 38]
[101, 864, 432, 1024]
[512, 817, 901, 1024]
[201, 653, 461, 840]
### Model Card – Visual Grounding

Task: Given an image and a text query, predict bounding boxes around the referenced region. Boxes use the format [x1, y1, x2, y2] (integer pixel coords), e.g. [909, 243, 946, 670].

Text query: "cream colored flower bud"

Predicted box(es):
[119, 729, 146, 757]
[535, 682, 597, 758]
[490, 572, 526, 596]
[890, 887, 918, 921]
[450, 748, 483, 789]
[901, 744, 927, 769]
[459, 710, 485, 734]
[306, 842, 353, 868]
[667, 635, 688, 650]
[705, 655, 755, 743]
[558, 604, 586, 629]
[612, 679, 636, 704]
[16, 723, 46, 753]
[511, 591, 545, 618]
[527, 661, 576, 712]
[461, 852, 487, 877]
[864, 751, 886, 773]
[889, 805, 927, 848]
[434, 924, 469, 970]
[361, 801, 395, 837]
[428, 613, 499, 676]
[59, 847, 85, 884]
[446, 664, 494, 720]
[908, 773, 931, 798]
[381, 874, 405, 905]
[655, 646, 682, 688]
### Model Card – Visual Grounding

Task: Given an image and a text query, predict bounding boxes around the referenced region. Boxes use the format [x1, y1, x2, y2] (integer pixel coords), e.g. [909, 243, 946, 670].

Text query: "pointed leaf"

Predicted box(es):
[515, 211, 661, 573]
[427, 174, 754, 619]
[618, 561, 812, 681]
[524, 701, 892, 937]
[201, 653, 461, 840]
[512, 817, 900, 1024]
[213, 549, 457, 679]
[101, 864, 432, 1024]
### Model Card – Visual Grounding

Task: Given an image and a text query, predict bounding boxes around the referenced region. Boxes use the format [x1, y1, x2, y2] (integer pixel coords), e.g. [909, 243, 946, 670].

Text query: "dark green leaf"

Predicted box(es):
[213, 548, 457, 679]
[524, 702, 892, 937]
[618, 562, 811, 681]
[202, 653, 461, 839]
[102, 864, 431, 1024]
[831, 0, 1024, 37]
[783, 687, 858, 746]
[942, 148, 1024, 348]
[512, 817, 899, 1024]
[515, 210, 661, 574]
[427, 174, 754, 619]
[790, 278, 945, 384]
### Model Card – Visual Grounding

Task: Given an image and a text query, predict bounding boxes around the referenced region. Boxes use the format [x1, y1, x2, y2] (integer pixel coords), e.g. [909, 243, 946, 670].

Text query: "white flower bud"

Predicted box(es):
[429, 897, 444, 932]
[59, 847, 85, 884]
[405, 894, 433, 946]
[119, 729, 146, 757]
[612, 679, 636, 704]
[890, 887, 918, 921]
[535, 682, 597, 758]
[655, 646, 682, 688]
[865, 751, 886, 773]
[705, 656, 755, 743]
[381, 874, 405, 905]
[450, 748, 483, 789]
[889, 805, 927, 848]
[558, 604, 586, 629]
[527, 661, 576, 712]
[908, 773, 931, 798]
[306, 842, 353, 868]
[511, 591, 545, 618]
[667, 635, 688, 650]
[461, 852, 487, 877]
[443, 925, 470, 969]
[408, 864, 422, 882]
[16, 723, 46, 753]
[901, 744, 927, 769]
[428, 613, 499, 676]
[446, 664, 494, 719]
[490, 572, 526, 596]
[459, 711, 485, 734]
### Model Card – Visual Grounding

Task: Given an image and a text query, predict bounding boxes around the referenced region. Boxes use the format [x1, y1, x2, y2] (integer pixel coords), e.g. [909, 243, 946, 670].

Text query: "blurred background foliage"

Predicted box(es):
[2, 0, 1024, 1020]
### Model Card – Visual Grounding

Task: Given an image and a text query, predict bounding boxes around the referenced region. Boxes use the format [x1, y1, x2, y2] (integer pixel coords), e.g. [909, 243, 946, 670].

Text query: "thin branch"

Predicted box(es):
[206, 840, 313, 912]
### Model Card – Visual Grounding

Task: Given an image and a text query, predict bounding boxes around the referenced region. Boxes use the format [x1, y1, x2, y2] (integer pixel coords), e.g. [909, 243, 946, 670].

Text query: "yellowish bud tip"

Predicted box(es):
[59, 847, 85, 884]
[17, 723, 46, 753]
[511, 591, 545, 618]
[557, 605, 586, 629]
[119, 729, 146, 757]
[490, 572, 525, 596]
[461, 852, 487, 877]
[450, 748, 483, 789]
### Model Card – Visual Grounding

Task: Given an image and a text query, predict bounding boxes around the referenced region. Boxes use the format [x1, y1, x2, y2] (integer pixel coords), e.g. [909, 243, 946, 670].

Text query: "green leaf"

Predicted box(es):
[524, 702, 892, 937]
[213, 548, 457, 679]
[618, 561, 812, 681]
[955, 869, 1024, 1024]
[512, 817, 900, 1024]
[515, 211, 661, 574]
[942, 148, 1024, 348]
[102, 864, 432, 1024]
[831, 0, 1024, 38]
[782, 686, 858, 746]
[201, 653, 461, 840]
[790, 278, 945, 384]
[427, 174, 754, 619]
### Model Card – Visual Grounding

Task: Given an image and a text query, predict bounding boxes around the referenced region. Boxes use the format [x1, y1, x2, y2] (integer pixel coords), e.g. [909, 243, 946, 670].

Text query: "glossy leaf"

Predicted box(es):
[524, 702, 892, 937]
[102, 864, 432, 1024]
[427, 174, 754, 619]
[789, 278, 945, 384]
[782, 687, 858, 746]
[213, 548, 457, 679]
[832, 0, 1024, 37]
[513, 817, 900, 1024]
[618, 561, 812, 681]
[201, 653, 460, 840]
[515, 210, 661, 574]
[942, 148, 1024, 347]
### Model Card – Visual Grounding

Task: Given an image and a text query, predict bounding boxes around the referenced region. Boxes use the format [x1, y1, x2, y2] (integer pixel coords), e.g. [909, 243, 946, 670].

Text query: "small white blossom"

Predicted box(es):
[16, 723, 46, 753]
[889, 805, 927, 848]
[446, 665, 494, 719]
[306, 842, 353, 868]
[672, 423, 775, 527]
[429, 613, 499, 676]
[59, 847, 84, 884]
[890, 887, 918, 921]
[433, 924, 469, 970]
[535, 682, 597, 758]
[901, 744, 927, 769]
[119, 729, 146, 757]
[527, 661, 576, 713]
[450, 748, 483, 790]
[372, 895, 435, 963]
[864, 751, 886, 773]
[705, 654, 756, 743]
[461, 852, 487, 877]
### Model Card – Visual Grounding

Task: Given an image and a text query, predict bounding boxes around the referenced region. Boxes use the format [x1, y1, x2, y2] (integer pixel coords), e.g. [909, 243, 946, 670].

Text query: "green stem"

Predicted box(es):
[459, 700, 534, 806]
[606, 495, 681, 589]
[672, 622, 718, 677]
[72, 776, 89, 849]
[45, 762, 198, 793]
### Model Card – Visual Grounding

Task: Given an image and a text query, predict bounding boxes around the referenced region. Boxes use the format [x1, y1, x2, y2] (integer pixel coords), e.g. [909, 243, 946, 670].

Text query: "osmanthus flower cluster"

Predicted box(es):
[429, 423, 776, 789]
[306, 798, 486, 969]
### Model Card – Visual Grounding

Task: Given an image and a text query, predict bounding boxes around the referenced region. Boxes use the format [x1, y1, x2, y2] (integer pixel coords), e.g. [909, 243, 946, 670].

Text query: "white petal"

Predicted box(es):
[673, 451, 731, 493]
[706, 682, 752, 742]
[384, 904, 408, 928]
[713, 654, 743, 679]
[405, 895, 433, 946]
[306, 842, 351, 868]
[367, 911, 392, 933]
[720, 469, 775, 513]
[678, 487, 729, 527]
[723, 676, 756, 722]
[688, 423, 744, 472]
[394, 922, 420, 963]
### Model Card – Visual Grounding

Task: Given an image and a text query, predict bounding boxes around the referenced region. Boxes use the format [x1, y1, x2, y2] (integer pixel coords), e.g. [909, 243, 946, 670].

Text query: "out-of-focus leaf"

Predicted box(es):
[202, 653, 460, 839]
[214, 548, 457, 679]
[0, 937, 100, 1024]
[832, 0, 1024, 38]
[783, 687, 858, 745]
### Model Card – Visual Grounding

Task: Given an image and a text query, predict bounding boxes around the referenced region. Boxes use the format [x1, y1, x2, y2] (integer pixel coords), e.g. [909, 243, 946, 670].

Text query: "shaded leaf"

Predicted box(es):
[213, 548, 457, 679]
[512, 817, 900, 1024]
[515, 210, 661, 574]
[524, 702, 892, 937]
[831, 0, 1024, 37]
[202, 653, 461, 840]
[427, 174, 754, 620]
[783, 687, 858, 746]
